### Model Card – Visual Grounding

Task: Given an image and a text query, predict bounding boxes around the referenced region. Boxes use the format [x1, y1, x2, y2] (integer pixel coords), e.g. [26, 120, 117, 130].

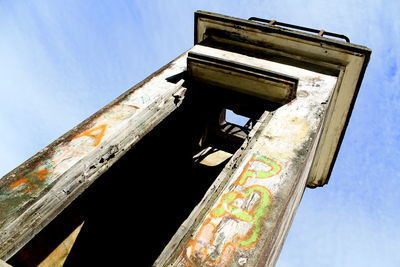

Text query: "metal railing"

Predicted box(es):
[248, 17, 350, 43]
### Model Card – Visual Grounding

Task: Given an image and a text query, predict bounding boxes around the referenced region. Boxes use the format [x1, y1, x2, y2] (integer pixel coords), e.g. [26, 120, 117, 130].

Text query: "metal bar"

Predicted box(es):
[248, 17, 350, 43]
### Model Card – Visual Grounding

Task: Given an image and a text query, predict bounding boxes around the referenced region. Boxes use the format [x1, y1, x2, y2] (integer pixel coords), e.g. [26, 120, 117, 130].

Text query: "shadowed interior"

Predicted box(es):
[9, 84, 275, 266]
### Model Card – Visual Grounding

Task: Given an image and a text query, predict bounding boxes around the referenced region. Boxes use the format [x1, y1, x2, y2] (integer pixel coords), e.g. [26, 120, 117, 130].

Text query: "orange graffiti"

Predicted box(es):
[10, 178, 29, 189]
[184, 155, 281, 266]
[186, 219, 236, 266]
[73, 124, 107, 147]
[187, 186, 272, 265]
[31, 169, 50, 180]
[7, 168, 51, 194]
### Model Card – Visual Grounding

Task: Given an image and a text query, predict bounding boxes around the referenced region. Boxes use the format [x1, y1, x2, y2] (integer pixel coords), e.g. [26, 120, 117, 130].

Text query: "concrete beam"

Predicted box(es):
[0, 52, 188, 260]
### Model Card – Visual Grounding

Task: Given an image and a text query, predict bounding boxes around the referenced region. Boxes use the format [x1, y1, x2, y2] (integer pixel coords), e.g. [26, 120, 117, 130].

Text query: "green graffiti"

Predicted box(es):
[211, 191, 239, 218]
[210, 185, 272, 247]
[237, 155, 281, 185]
[140, 95, 150, 105]
[239, 186, 271, 247]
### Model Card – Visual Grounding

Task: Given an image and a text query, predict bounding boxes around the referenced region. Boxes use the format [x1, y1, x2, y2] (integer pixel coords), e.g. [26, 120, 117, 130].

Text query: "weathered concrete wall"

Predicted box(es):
[156, 46, 337, 267]
[0, 53, 188, 260]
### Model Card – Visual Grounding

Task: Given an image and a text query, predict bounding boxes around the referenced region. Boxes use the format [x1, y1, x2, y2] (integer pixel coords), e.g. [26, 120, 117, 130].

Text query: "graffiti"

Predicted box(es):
[6, 169, 51, 194]
[31, 169, 50, 180]
[140, 95, 150, 105]
[9, 178, 29, 190]
[125, 92, 151, 107]
[185, 155, 281, 266]
[186, 219, 236, 266]
[235, 155, 281, 186]
[0, 86, 154, 225]
[211, 185, 272, 247]
[73, 124, 107, 147]
[0, 167, 53, 224]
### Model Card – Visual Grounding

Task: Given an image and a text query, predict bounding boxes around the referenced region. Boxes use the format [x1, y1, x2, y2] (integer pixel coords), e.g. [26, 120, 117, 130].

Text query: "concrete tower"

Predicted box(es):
[0, 11, 370, 267]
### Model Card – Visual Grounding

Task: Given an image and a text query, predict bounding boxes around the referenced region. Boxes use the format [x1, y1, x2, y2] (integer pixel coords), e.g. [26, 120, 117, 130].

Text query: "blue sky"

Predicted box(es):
[0, 1, 399, 266]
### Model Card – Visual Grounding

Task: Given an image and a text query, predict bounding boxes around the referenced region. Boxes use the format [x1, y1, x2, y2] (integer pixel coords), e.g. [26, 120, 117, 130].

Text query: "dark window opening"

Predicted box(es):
[9, 83, 280, 267]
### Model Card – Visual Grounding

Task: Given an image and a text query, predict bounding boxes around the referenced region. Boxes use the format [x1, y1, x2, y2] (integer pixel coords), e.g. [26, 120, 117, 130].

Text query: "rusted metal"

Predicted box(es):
[248, 17, 351, 42]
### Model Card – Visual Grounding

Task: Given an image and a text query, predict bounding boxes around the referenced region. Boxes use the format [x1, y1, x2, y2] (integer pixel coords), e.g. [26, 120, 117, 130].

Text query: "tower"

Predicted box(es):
[0, 11, 370, 266]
